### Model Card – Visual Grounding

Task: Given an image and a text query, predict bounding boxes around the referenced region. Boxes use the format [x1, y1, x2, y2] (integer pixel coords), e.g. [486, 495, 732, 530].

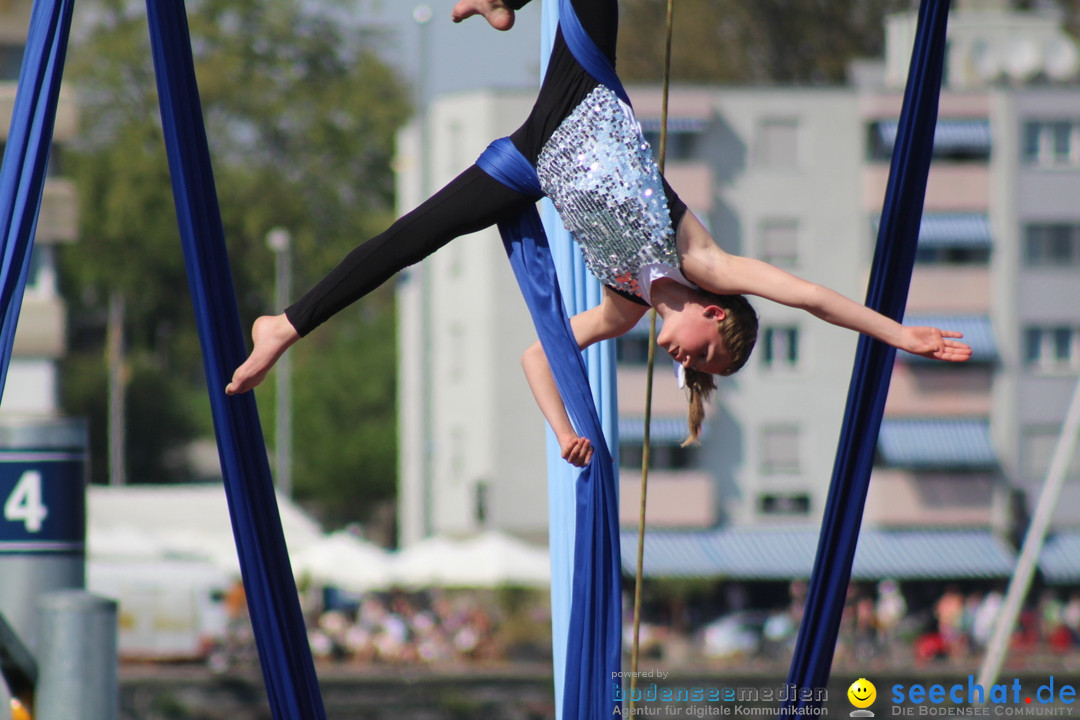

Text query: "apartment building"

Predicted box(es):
[0, 0, 78, 418]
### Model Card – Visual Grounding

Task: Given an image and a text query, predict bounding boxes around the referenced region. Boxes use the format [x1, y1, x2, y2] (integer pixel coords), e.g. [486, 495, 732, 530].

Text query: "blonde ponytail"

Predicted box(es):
[681, 368, 716, 446]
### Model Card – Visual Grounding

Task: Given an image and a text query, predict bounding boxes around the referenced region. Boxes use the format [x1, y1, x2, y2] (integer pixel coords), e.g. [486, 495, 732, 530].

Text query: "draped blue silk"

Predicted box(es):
[476, 0, 626, 714]
[782, 0, 951, 711]
[145, 4, 326, 720]
[0, 0, 74, 396]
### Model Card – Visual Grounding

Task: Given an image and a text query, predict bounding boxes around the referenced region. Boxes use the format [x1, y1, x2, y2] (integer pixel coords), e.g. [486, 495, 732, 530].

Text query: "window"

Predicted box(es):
[474, 482, 488, 525]
[759, 219, 799, 268]
[615, 334, 652, 366]
[868, 119, 991, 162]
[758, 493, 811, 515]
[1022, 428, 1080, 483]
[619, 440, 697, 471]
[761, 326, 800, 370]
[0, 44, 23, 82]
[1023, 121, 1080, 167]
[1025, 223, 1080, 266]
[915, 246, 991, 264]
[642, 130, 700, 162]
[761, 426, 800, 474]
[1024, 326, 1080, 373]
[755, 118, 799, 170]
[22, 245, 49, 298]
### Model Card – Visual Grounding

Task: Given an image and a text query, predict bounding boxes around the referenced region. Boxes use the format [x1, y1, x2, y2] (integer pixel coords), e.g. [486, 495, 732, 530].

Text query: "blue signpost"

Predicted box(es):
[0, 448, 85, 554]
[0, 418, 88, 715]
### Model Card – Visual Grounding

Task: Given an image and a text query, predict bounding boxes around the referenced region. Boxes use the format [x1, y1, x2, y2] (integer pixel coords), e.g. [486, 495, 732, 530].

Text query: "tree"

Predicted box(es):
[617, 0, 910, 84]
[59, 0, 410, 524]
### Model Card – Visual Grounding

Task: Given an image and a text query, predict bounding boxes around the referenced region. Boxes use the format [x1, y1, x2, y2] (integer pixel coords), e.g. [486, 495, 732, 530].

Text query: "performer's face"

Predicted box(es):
[657, 305, 731, 375]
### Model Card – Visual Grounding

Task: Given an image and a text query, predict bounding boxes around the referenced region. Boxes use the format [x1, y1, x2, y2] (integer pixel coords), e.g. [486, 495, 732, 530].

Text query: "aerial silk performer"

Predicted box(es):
[782, 0, 951, 711]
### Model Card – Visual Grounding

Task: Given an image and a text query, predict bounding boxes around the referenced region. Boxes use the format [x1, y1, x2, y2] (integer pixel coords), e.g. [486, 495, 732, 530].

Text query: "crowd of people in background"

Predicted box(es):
[687, 581, 1080, 669]
[213, 580, 1080, 671]
[306, 592, 508, 665]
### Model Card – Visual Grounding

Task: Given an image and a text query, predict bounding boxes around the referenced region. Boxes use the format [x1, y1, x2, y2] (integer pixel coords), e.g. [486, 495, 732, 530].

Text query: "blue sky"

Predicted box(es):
[350, 0, 543, 104]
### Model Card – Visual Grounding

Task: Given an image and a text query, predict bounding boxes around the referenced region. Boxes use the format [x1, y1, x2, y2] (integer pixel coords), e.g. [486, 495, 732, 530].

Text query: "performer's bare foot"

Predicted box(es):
[225, 314, 300, 395]
[451, 0, 515, 31]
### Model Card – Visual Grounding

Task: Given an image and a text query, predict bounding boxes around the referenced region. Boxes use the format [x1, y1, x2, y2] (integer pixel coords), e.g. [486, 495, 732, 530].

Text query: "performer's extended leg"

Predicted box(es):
[227, 165, 534, 395]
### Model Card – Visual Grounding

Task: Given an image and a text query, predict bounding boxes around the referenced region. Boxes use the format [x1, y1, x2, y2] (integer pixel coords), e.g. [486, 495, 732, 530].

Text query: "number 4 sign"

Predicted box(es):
[0, 452, 85, 553]
[3, 471, 48, 533]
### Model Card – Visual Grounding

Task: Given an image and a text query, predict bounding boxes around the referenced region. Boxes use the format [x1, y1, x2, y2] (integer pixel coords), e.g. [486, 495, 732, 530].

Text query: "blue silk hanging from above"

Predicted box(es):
[477, 0, 626, 715]
[145, 4, 326, 720]
[0, 0, 74, 397]
[477, 138, 622, 720]
[782, 0, 951, 711]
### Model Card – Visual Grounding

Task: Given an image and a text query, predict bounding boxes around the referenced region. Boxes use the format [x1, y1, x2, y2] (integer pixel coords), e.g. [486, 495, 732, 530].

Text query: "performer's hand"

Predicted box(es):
[558, 433, 594, 467]
[900, 326, 972, 362]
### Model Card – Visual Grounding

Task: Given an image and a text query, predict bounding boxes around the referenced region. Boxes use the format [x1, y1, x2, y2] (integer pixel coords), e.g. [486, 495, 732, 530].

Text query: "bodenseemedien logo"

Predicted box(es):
[849, 678, 878, 718]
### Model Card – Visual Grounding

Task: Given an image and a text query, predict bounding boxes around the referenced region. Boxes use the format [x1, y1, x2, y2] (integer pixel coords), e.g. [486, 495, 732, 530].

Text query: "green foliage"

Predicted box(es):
[287, 295, 399, 526]
[58, 0, 409, 524]
[617, 0, 911, 84]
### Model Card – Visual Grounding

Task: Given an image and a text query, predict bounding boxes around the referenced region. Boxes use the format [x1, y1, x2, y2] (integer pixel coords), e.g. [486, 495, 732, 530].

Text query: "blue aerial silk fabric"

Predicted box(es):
[782, 0, 951, 709]
[477, 0, 626, 714]
[539, 2, 621, 712]
[477, 139, 622, 720]
[0, 0, 74, 396]
[145, 4, 326, 720]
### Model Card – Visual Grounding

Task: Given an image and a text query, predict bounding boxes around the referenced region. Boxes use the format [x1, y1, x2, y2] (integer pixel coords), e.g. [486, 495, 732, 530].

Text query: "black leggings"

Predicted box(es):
[286, 0, 678, 336]
[286, 166, 534, 334]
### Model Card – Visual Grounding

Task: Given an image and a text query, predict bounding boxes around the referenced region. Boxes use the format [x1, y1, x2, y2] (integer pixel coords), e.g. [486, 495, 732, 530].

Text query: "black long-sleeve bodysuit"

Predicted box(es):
[285, 0, 687, 336]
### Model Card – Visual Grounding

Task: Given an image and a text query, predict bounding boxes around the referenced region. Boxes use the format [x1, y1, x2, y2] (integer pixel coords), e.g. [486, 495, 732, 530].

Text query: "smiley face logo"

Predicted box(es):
[848, 678, 877, 710]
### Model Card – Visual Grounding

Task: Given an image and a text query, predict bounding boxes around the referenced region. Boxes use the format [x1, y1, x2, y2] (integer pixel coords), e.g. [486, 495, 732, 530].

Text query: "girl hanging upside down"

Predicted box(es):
[226, 0, 972, 467]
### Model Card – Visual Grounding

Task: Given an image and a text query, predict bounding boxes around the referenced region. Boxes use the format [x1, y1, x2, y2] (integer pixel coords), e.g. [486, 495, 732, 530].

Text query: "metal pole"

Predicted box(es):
[976, 374, 1080, 688]
[266, 228, 293, 498]
[106, 293, 125, 487]
[414, 4, 434, 536]
[35, 591, 117, 720]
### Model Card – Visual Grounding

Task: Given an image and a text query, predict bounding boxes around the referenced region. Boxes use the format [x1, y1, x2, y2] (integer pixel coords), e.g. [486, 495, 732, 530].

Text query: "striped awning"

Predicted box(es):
[919, 213, 991, 248]
[1039, 532, 1080, 584]
[877, 118, 991, 154]
[619, 527, 1016, 580]
[877, 418, 998, 468]
[709, 526, 820, 580]
[638, 117, 707, 133]
[903, 315, 997, 361]
[620, 529, 727, 578]
[619, 416, 691, 444]
[851, 529, 1016, 580]
[871, 213, 991, 248]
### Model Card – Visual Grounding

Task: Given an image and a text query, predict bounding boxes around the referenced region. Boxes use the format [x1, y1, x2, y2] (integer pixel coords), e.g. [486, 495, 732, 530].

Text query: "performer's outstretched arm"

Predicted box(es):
[521, 287, 647, 466]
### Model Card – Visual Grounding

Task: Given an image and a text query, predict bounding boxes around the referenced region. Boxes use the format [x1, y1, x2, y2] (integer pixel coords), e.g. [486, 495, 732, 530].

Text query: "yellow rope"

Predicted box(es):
[629, 0, 674, 708]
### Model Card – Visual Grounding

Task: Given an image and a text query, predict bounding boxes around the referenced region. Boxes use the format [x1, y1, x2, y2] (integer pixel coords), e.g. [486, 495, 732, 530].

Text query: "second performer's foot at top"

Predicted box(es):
[451, 0, 516, 31]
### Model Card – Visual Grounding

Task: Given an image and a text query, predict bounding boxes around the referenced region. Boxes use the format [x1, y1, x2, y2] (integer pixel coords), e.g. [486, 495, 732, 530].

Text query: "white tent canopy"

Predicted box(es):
[87, 484, 324, 574]
[88, 486, 550, 589]
[391, 531, 550, 588]
[291, 530, 394, 592]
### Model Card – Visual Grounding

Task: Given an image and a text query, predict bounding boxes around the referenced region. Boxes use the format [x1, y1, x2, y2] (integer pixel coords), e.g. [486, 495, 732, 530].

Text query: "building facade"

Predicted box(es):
[0, 0, 78, 419]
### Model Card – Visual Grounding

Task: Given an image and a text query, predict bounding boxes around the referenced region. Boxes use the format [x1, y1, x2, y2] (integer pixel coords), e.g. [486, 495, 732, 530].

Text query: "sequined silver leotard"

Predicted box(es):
[537, 85, 679, 301]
